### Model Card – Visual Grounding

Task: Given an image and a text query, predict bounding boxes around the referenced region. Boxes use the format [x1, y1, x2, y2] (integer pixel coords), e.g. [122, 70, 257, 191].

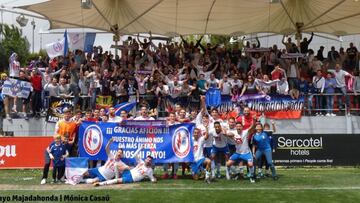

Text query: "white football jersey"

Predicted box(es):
[193, 136, 205, 162]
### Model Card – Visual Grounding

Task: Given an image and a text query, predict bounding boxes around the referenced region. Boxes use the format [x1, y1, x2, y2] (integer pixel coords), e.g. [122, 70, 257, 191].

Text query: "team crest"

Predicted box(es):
[83, 125, 103, 156]
[172, 127, 191, 158]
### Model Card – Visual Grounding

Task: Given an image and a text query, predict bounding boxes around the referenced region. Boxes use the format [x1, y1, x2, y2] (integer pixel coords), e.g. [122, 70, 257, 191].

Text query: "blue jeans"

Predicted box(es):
[307, 94, 314, 114]
[336, 87, 350, 110]
[255, 149, 274, 168]
[326, 95, 334, 114]
[315, 94, 324, 113]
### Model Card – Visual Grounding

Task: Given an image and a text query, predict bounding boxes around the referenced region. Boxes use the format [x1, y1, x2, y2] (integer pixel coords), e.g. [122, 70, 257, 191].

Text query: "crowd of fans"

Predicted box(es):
[1, 33, 360, 121]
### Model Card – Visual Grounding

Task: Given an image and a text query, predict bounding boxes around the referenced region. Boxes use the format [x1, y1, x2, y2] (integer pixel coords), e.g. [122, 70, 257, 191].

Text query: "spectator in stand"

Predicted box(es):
[30, 68, 43, 117]
[345, 42, 359, 72]
[134, 105, 155, 120]
[300, 32, 314, 54]
[298, 76, 309, 95]
[282, 36, 296, 53]
[324, 72, 337, 116]
[17, 70, 32, 119]
[240, 75, 259, 96]
[45, 78, 60, 97]
[108, 107, 122, 123]
[69, 58, 80, 111]
[328, 63, 353, 115]
[286, 59, 300, 90]
[59, 77, 72, 98]
[312, 70, 325, 116]
[220, 74, 232, 100]
[316, 46, 325, 61]
[327, 46, 340, 69]
[206, 73, 220, 89]
[276, 76, 289, 95]
[353, 71, 360, 115]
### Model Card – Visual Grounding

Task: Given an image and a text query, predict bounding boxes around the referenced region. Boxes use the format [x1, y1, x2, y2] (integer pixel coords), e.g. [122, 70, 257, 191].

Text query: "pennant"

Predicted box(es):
[65, 157, 88, 185]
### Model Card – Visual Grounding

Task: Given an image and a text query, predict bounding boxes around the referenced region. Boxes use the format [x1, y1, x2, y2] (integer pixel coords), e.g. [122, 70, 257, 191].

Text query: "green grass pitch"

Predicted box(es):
[0, 167, 360, 203]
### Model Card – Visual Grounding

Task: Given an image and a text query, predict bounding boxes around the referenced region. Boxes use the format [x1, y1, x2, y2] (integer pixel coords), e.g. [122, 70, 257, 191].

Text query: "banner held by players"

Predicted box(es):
[78, 122, 195, 163]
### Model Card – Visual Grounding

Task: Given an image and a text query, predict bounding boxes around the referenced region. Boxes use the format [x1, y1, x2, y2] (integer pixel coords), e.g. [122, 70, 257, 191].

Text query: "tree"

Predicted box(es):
[0, 24, 30, 72]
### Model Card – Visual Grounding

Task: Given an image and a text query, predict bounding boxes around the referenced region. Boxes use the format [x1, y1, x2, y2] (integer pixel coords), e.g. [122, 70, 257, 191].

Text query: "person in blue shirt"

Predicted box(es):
[257, 121, 277, 178]
[324, 72, 337, 116]
[252, 123, 278, 180]
[49, 135, 69, 183]
[298, 76, 309, 95]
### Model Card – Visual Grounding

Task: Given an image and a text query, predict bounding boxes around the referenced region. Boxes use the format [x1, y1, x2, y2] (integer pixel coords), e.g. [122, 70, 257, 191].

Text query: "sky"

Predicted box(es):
[1, 0, 360, 55]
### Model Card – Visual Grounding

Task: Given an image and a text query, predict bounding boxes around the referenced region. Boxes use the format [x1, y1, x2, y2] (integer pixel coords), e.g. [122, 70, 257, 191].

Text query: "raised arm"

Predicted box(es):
[105, 138, 115, 158]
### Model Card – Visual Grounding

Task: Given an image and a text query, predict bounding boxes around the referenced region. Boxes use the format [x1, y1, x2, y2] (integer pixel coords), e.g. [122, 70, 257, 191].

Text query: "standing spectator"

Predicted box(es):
[276, 76, 289, 95]
[353, 71, 360, 115]
[69, 59, 80, 111]
[59, 78, 72, 98]
[300, 32, 314, 54]
[206, 74, 220, 89]
[345, 42, 358, 72]
[45, 78, 60, 97]
[17, 70, 32, 119]
[324, 72, 336, 116]
[30, 68, 43, 117]
[286, 59, 300, 90]
[316, 46, 325, 61]
[55, 108, 77, 145]
[327, 46, 340, 69]
[312, 70, 325, 116]
[282, 36, 296, 53]
[298, 76, 309, 95]
[328, 63, 353, 115]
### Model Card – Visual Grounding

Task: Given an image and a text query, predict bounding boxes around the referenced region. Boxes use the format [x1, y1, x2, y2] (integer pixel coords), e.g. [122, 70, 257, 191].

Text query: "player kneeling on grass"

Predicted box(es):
[48, 134, 69, 183]
[83, 138, 129, 184]
[94, 145, 156, 186]
[191, 128, 211, 183]
[226, 118, 257, 183]
[252, 123, 278, 180]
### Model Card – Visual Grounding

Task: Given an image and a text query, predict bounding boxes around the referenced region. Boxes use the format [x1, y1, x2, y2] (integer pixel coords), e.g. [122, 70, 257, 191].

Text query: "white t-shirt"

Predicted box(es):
[226, 128, 237, 145]
[134, 116, 155, 120]
[197, 124, 212, 148]
[130, 161, 155, 182]
[328, 69, 350, 88]
[209, 130, 227, 148]
[193, 136, 205, 162]
[167, 81, 184, 98]
[233, 129, 251, 154]
[230, 79, 243, 89]
[98, 156, 126, 180]
[108, 116, 122, 123]
[220, 80, 232, 95]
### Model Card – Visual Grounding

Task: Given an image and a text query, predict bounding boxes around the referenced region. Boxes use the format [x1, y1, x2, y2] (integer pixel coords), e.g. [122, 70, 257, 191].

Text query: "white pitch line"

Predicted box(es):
[2, 187, 360, 191]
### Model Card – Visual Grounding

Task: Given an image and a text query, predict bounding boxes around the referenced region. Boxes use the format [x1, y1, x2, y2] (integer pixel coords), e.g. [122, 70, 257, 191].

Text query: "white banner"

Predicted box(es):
[68, 33, 85, 51]
[1, 78, 33, 98]
[45, 39, 65, 59]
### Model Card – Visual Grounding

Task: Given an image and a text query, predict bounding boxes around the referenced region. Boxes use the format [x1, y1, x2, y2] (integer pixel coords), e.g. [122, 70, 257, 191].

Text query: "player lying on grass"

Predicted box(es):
[83, 138, 130, 184]
[94, 144, 156, 186]
[191, 127, 211, 183]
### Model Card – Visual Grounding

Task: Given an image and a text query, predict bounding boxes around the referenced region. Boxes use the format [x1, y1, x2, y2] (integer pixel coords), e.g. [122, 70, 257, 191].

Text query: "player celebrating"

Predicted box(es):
[252, 123, 278, 180]
[191, 128, 211, 183]
[94, 145, 156, 186]
[226, 117, 257, 183]
[209, 121, 230, 179]
[83, 138, 129, 184]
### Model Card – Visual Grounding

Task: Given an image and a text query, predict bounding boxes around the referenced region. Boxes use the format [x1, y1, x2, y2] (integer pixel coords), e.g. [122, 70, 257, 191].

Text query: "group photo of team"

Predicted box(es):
[1, 0, 360, 202]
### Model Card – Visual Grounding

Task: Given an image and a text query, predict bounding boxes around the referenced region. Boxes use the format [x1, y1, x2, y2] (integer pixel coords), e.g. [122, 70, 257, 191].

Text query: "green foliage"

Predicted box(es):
[26, 49, 48, 61]
[0, 24, 30, 72]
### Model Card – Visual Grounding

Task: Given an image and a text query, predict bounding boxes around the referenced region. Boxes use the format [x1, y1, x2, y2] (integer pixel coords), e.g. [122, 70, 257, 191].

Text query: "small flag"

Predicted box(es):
[63, 30, 69, 57]
[113, 102, 137, 116]
[65, 157, 88, 185]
